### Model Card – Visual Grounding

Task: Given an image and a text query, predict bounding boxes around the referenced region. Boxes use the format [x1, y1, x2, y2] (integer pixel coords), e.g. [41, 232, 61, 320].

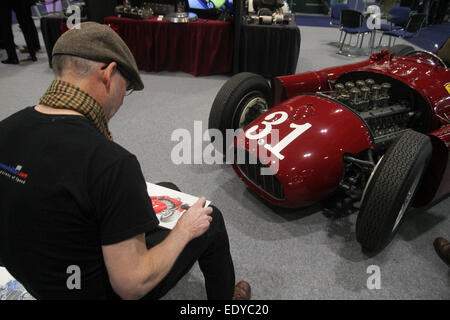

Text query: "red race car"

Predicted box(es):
[209, 42, 450, 253]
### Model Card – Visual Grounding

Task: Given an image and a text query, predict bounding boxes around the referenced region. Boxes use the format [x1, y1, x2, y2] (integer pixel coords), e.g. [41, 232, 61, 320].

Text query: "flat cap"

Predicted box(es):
[52, 22, 143, 91]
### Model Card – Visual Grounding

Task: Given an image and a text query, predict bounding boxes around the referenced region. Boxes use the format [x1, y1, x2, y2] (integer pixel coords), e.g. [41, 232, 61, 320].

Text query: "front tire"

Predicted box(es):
[356, 130, 432, 253]
[208, 72, 272, 155]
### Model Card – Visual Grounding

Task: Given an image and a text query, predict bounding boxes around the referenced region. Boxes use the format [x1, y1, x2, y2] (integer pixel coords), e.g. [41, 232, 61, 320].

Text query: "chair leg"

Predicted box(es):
[360, 33, 365, 48]
[338, 29, 343, 44]
[370, 31, 376, 53]
[388, 35, 392, 47]
[32, 5, 41, 18]
[392, 37, 396, 46]
[339, 32, 348, 52]
[378, 34, 383, 47]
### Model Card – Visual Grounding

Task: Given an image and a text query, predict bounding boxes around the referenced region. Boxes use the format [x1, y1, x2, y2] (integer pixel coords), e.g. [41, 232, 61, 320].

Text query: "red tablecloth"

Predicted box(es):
[104, 16, 233, 76]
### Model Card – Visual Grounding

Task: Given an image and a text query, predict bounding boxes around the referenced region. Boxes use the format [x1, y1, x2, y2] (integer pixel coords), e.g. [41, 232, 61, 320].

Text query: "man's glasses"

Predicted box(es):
[125, 87, 134, 96]
[118, 68, 133, 96]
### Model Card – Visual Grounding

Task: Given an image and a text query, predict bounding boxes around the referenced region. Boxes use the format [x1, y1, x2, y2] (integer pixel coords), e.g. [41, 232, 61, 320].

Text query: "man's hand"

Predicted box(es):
[103, 197, 213, 299]
[174, 197, 213, 241]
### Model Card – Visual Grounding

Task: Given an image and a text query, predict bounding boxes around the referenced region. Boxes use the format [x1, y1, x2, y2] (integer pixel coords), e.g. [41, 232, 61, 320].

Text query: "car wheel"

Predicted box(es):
[355, 130, 432, 252]
[388, 44, 416, 56]
[208, 72, 272, 154]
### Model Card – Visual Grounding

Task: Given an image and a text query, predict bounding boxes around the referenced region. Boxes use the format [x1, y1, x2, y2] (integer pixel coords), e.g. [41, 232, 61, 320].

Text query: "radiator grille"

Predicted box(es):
[235, 148, 285, 200]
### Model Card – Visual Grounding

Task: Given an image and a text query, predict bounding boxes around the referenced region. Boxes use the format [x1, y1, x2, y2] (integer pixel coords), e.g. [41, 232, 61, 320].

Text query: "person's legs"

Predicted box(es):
[197, 206, 235, 299]
[143, 206, 235, 300]
[11, 1, 37, 61]
[0, 2, 19, 63]
[21, 2, 41, 52]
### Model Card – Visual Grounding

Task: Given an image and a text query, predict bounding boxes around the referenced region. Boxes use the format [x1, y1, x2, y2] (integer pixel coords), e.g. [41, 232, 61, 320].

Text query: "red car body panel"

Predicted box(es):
[241, 50, 450, 208]
[233, 95, 373, 208]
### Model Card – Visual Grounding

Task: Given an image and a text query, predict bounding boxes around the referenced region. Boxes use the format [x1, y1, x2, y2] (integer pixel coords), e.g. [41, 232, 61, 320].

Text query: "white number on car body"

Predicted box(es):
[245, 111, 289, 140]
[245, 111, 312, 160]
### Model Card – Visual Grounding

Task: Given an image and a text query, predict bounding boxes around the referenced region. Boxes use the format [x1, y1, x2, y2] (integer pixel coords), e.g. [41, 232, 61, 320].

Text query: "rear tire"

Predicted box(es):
[356, 130, 432, 253]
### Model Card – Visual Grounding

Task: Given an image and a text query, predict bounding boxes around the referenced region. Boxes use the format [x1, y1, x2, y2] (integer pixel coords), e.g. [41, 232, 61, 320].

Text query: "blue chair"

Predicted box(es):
[347, 0, 365, 11]
[377, 6, 411, 47]
[330, 3, 349, 26]
[338, 9, 372, 54]
[380, 6, 411, 31]
[379, 13, 426, 47]
[330, 3, 350, 45]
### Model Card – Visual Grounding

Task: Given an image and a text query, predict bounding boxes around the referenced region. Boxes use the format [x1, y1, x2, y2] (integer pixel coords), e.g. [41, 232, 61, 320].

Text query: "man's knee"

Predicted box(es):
[206, 206, 230, 247]
[156, 182, 181, 192]
[210, 205, 225, 229]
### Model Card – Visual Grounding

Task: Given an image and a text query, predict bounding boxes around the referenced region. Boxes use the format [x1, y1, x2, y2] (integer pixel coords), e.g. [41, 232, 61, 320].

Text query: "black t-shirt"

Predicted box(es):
[0, 107, 159, 299]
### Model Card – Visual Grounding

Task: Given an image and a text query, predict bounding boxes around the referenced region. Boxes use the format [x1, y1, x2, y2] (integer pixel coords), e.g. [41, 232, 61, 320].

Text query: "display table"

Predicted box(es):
[237, 20, 301, 78]
[104, 16, 233, 76]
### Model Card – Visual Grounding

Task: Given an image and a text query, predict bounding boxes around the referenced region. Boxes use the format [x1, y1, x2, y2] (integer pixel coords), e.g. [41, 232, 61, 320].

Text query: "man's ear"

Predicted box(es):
[101, 62, 117, 91]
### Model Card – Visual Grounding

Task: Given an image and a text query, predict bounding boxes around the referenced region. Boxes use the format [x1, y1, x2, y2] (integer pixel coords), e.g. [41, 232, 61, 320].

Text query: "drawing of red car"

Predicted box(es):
[209, 42, 450, 253]
[150, 196, 190, 222]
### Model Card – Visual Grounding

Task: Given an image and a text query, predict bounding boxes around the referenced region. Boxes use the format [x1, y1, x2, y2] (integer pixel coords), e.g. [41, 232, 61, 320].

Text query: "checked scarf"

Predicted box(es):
[39, 80, 112, 140]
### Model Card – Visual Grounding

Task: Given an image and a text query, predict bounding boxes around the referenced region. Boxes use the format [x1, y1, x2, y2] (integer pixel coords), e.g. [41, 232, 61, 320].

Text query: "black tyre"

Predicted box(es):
[208, 72, 272, 154]
[356, 130, 432, 252]
[388, 44, 416, 56]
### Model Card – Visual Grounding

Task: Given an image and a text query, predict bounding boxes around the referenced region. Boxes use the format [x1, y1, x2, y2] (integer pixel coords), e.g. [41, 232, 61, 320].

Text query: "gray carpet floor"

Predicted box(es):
[0, 21, 449, 300]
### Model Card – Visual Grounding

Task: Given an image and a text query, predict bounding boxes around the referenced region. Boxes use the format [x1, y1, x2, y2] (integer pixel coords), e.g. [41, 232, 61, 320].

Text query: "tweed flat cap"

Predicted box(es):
[52, 22, 143, 91]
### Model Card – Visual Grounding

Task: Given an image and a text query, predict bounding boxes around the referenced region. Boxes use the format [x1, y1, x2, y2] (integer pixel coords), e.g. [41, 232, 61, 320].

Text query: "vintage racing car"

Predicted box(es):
[209, 42, 450, 252]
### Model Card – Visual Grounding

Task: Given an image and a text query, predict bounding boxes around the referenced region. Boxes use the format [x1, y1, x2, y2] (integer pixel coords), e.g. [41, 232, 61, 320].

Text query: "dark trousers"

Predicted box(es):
[21, 2, 41, 51]
[0, 0, 38, 60]
[142, 182, 236, 300]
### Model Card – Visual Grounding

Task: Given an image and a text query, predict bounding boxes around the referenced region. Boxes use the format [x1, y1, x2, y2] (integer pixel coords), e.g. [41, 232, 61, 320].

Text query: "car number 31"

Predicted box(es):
[245, 111, 312, 160]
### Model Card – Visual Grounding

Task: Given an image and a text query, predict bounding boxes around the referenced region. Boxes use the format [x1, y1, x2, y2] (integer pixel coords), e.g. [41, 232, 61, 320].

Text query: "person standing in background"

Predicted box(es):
[0, 0, 38, 64]
[19, 0, 42, 54]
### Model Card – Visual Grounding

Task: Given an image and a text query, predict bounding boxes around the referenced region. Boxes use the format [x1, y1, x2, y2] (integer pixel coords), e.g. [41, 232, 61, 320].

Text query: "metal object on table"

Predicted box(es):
[246, 13, 259, 24]
[259, 15, 273, 25]
[165, 12, 198, 23]
[282, 12, 293, 24]
[115, 4, 153, 19]
[273, 13, 283, 24]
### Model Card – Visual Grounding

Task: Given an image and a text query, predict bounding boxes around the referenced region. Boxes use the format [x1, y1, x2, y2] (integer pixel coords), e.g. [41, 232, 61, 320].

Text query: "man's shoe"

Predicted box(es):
[232, 280, 251, 300]
[433, 237, 450, 267]
[1, 58, 19, 65]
